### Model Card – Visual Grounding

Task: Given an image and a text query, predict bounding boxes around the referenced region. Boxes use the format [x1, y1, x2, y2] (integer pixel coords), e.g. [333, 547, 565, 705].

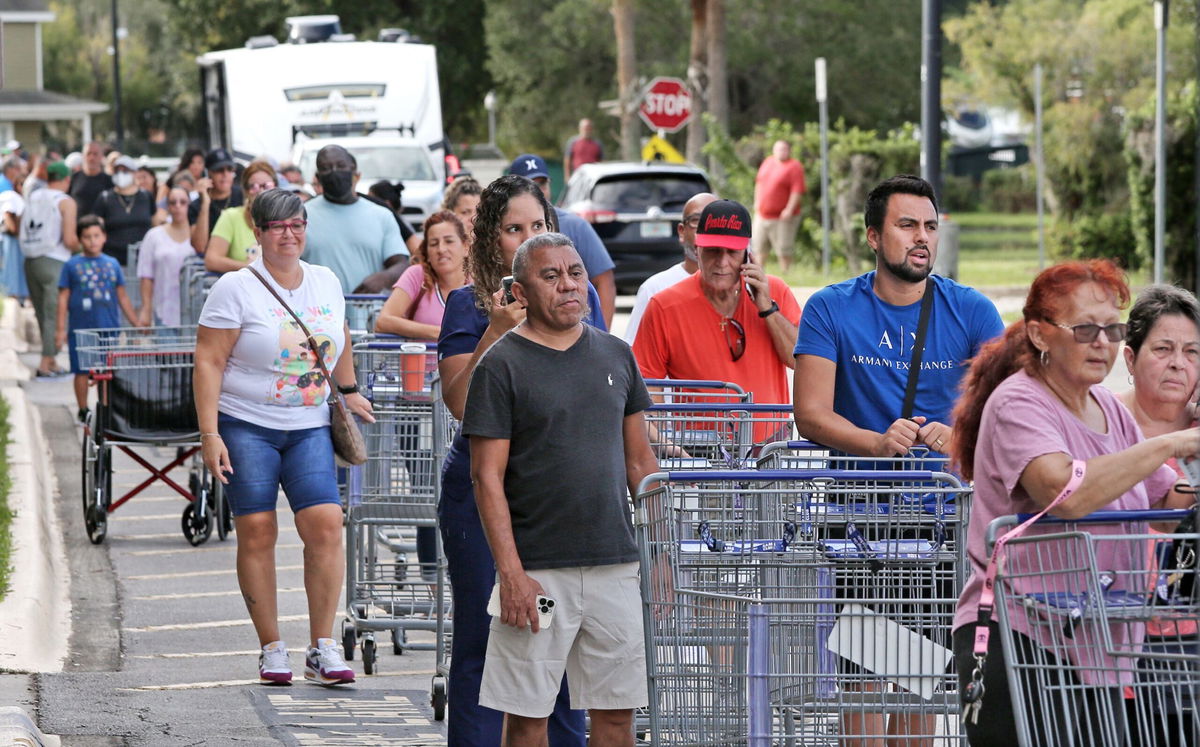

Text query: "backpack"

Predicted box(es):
[19, 189, 65, 258]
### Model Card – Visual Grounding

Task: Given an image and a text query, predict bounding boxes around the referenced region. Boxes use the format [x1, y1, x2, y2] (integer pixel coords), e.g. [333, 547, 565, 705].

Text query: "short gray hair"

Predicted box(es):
[1126, 283, 1200, 354]
[512, 232, 576, 283]
[250, 188, 306, 227]
[2, 156, 25, 174]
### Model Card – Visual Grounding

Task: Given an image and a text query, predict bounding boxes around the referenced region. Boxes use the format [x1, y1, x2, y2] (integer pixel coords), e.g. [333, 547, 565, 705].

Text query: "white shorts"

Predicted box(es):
[479, 561, 648, 717]
[752, 214, 802, 259]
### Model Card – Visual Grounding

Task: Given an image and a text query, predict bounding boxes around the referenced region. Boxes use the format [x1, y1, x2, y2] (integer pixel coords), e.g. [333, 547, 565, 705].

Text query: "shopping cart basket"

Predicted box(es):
[75, 326, 229, 545]
[644, 403, 796, 469]
[340, 340, 449, 688]
[635, 469, 969, 745]
[344, 293, 389, 339]
[986, 509, 1200, 746]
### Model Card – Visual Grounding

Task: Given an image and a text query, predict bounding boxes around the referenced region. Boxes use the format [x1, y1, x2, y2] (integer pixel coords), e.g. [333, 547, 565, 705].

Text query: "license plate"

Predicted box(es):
[640, 221, 672, 238]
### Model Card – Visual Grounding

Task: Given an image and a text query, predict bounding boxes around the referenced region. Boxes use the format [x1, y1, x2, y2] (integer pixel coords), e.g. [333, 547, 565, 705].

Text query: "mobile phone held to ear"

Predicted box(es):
[487, 583, 555, 629]
[501, 275, 516, 305]
[743, 250, 756, 299]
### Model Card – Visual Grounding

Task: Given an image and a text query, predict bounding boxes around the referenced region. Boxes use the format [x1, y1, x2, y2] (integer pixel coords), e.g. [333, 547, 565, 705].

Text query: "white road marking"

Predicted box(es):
[130, 650, 260, 659]
[119, 679, 260, 691]
[126, 542, 301, 557]
[132, 587, 306, 601]
[127, 564, 302, 581]
[124, 611, 341, 633]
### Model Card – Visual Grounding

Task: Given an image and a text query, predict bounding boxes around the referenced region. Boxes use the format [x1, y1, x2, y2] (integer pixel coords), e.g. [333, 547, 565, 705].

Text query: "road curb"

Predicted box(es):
[0, 705, 60, 746]
[0, 383, 71, 674]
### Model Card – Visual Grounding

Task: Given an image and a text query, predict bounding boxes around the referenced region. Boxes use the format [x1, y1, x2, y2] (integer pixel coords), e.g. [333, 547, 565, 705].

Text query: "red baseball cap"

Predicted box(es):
[694, 199, 752, 251]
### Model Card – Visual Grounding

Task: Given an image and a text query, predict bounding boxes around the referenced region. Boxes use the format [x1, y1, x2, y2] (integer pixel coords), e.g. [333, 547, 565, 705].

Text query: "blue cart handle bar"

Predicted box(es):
[659, 469, 940, 482]
[1011, 508, 1193, 525]
[646, 403, 793, 412]
[643, 379, 747, 394]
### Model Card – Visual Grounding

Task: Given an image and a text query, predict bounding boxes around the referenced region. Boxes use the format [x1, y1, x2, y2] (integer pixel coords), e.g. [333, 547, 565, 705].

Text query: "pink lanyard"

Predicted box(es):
[962, 459, 1086, 722]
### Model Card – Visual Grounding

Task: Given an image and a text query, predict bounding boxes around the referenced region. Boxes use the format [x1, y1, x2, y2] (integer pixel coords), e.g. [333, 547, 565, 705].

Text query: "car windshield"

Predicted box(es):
[588, 174, 710, 213]
[299, 145, 435, 181]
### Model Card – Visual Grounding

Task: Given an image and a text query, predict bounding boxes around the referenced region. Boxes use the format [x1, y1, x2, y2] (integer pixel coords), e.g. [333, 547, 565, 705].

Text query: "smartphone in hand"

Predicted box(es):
[501, 275, 516, 305]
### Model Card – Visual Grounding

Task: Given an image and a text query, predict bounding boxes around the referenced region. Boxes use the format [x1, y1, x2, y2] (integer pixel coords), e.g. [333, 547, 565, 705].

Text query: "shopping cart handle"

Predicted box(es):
[644, 379, 746, 394]
[1012, 508, 1193, 524]
[646, 403, 794, 412]
[663, 469, 942, 482]
[354, 339, 437, 351]
[344, 293, 390, 300]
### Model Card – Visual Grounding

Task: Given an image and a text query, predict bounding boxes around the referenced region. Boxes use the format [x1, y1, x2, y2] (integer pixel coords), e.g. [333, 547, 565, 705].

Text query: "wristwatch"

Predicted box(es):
[337, 383, 360, 395]
[757, 301, 780, 318]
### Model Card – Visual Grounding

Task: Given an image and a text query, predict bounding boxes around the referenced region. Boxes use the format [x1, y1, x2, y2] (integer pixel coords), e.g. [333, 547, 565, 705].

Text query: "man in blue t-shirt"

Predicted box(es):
[793, 174, 1003, 458]
[300, 145, 408, 293]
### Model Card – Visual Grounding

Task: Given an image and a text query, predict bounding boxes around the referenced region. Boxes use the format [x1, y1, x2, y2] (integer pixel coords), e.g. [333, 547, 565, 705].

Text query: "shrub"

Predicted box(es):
[981, 165, 1037, 213]
[1049, 211, 1141, 271]
[941, 174, 980, 214]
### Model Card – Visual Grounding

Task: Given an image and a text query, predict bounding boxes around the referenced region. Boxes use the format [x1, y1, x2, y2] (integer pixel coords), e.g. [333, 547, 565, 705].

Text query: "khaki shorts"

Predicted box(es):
[479, 561, 648, 717]
[752, 214, 802, 260]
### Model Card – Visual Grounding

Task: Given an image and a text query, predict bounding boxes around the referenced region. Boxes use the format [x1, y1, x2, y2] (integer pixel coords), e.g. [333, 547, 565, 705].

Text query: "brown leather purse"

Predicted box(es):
[247, 267, 368, 465]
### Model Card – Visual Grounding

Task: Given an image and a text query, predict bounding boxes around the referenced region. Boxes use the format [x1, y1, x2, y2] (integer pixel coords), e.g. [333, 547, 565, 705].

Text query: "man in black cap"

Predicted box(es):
[631, 198, 800, 406]
[188, 147, 243, 253]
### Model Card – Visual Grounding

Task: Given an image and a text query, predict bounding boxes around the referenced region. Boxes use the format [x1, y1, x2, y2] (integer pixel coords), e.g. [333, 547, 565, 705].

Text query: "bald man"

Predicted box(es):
[623, 191, 716, 343]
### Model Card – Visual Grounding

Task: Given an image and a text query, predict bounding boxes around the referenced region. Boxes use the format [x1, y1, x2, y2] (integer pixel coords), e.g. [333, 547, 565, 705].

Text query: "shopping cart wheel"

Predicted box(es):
[361, 636, 377, 675]
[431, 676, 447, 721]
[181, 503, 212, 546]
[85, 504, 107, 545]
[341, 620, 356, 661]
[392, 629, 405, 655]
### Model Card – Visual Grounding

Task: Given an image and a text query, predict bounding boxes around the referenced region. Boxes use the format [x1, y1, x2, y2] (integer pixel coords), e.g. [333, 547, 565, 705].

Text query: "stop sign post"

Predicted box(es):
[639, 76, 691, 133]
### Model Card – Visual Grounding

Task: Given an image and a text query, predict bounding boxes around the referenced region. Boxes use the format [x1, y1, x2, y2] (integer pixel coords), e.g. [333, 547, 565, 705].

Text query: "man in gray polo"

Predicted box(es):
[463, 232, 657, 746]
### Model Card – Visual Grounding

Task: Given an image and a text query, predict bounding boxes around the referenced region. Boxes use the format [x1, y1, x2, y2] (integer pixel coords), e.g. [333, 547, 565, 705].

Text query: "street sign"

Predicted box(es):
[639, 77, 691, 133]
[641, 134, 687, 164]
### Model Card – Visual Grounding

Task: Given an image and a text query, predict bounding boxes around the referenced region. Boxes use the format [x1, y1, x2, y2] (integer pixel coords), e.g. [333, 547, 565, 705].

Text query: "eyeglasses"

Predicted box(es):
[682, 215, 701, 229]
[722, 317, 745, 361]
[261, 219, 308, 235]
[247, 180, 276, 194]
[1052, 321, 1128, 343]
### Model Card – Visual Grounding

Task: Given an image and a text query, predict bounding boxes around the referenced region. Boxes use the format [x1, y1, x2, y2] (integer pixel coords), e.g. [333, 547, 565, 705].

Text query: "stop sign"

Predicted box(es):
[639, 77, 692, 133]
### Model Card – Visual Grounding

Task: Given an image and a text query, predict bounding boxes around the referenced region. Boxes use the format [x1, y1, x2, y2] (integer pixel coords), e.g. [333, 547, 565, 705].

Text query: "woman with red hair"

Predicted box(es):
[950, 259, 1200, 746]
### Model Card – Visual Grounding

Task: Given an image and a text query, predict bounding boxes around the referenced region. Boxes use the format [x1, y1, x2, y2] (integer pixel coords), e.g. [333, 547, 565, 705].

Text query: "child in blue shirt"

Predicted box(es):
[56, 215, 143, 421]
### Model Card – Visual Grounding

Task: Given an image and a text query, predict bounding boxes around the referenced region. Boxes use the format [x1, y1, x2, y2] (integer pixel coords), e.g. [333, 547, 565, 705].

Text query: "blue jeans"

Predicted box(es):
[218, 413, 341, 516]
[439, 506, 585, 746]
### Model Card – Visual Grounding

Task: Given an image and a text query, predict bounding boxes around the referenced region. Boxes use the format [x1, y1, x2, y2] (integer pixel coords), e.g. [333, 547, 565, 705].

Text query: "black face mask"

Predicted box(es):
[317, 169, 356, 204]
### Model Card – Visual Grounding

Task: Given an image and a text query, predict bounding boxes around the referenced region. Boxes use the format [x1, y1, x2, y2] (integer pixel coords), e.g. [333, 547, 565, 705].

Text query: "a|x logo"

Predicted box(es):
[525, 159, 537, 171]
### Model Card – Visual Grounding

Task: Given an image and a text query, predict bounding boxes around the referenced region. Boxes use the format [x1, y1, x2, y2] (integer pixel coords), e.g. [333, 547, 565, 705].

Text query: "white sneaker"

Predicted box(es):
[258, 640, 292, 685]
[305, 638, 356, 685]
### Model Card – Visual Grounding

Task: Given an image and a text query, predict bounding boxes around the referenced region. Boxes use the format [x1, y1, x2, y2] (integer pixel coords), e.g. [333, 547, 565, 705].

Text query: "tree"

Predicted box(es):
[685, 0, 708, 164]
[612, 0, 639, 160]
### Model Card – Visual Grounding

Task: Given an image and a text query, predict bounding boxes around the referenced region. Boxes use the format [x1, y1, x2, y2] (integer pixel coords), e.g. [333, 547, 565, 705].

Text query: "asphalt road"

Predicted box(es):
[20, 352, 448, 746]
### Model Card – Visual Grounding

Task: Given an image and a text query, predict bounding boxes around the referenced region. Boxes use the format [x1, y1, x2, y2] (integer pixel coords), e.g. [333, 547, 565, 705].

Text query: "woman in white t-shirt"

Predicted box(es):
[136, 187, 197, 325]
[195, 188, 374, 687]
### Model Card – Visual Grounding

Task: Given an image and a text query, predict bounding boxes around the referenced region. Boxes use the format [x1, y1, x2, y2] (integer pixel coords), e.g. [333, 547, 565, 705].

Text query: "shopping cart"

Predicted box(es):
[75, 326, 229, 546]
[757, 440, 951, 473]
[340, 339, 449, 687]
[985, 509, 1200, 746]
[344, 293, 389, 339]
[644, 403, 796, 469]
[178, 255, 217, 326]
[635, 469, 969, 745]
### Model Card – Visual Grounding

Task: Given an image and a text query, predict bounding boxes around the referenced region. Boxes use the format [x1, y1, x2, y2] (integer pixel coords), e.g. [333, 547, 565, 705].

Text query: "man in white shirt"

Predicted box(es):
[623, 192, 715, 344]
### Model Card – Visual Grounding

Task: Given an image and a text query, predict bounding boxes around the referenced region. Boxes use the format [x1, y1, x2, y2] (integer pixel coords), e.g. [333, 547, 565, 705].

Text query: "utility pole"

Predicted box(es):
[920, 0, 943, 201]
[1153, 0, 1167, 284]
[816, 58, 831, 275]
[110, 0, 124, 150]
[1035, 64, 1046, 269]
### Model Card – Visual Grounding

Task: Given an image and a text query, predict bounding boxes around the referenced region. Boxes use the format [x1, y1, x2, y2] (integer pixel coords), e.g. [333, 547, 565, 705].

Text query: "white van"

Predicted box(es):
[197, 29, 447, 201]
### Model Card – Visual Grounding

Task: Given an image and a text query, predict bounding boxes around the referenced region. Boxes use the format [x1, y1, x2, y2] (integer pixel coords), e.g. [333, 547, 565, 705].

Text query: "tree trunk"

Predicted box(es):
[686, 0, 708, 165]
[613, 0, 640, 161]
[706, 0, 728, 178]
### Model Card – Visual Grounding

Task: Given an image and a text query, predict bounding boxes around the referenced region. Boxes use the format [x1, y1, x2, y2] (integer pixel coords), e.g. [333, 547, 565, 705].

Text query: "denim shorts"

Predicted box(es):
[217, 412, 341, 517]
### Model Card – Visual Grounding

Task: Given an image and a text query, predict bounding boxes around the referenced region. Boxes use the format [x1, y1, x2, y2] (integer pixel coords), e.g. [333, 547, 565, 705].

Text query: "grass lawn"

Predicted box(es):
[0, 394, 12, 601]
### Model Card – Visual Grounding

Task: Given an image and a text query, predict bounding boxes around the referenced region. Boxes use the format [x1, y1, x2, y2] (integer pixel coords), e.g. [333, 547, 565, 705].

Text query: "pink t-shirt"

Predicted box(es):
[392, 264, 447, 335]
[954, 369, 1176, 685]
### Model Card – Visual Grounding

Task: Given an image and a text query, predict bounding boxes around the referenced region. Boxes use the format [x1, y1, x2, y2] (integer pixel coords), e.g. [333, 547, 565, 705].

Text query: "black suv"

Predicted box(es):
[558, 162, 713, 293]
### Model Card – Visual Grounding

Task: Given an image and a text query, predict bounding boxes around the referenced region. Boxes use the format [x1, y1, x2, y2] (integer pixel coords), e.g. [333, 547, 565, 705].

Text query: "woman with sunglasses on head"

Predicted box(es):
[204, 160, 277, 274]
[195, 188, 374, 688]
[435, 174, 607, 747]
[950, 260, 1200, 747]
[135, 186, 198, 325]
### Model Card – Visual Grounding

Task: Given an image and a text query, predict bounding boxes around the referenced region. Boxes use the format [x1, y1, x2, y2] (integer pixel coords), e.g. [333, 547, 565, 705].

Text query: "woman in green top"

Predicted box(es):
[204, 160, 277, 273]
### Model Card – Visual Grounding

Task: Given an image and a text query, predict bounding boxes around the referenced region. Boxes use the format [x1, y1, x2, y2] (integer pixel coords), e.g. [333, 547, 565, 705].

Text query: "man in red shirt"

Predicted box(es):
[632, 199, 801, 413]
[563, 119, 603, 182]
[752, 139, 806, 271]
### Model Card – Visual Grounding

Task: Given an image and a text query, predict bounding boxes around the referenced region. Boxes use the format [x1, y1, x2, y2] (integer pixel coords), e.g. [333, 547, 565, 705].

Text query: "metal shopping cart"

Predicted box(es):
[985, 509, 1200, 746]
[75, 326, 229, 545]
[178, 255, 217, 326]
[341, 339, 450, 687]
[635, 469, 970, 745]
[344, 293, 389, 339]
[644, 403, 796, 469]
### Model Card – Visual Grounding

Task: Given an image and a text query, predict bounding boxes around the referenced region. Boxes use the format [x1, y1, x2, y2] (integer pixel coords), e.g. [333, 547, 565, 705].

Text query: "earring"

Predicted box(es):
[1040, 349, 1049, 366]
[1127, 374, 1134, 385]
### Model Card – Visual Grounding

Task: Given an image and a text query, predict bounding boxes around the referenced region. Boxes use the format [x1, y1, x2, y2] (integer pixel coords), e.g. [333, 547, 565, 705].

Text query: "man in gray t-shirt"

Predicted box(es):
[462, 232, 658, 745]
